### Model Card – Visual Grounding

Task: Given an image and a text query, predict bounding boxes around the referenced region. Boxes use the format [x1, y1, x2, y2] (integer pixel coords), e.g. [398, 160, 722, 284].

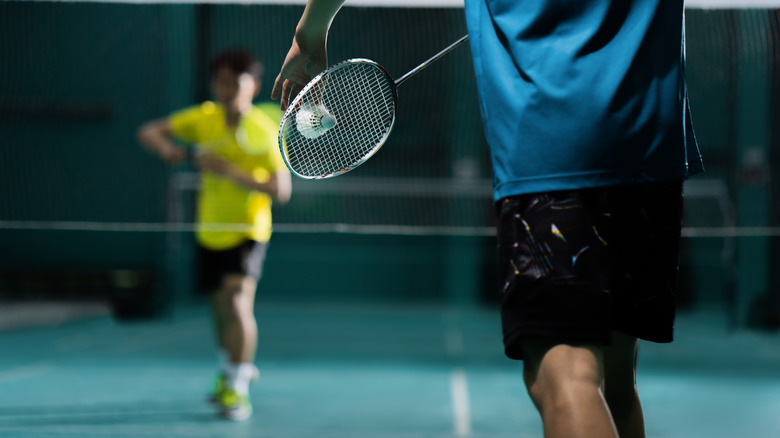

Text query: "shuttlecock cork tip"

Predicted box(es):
[321, 114, 336, 130]
[295, 104, 336, 139]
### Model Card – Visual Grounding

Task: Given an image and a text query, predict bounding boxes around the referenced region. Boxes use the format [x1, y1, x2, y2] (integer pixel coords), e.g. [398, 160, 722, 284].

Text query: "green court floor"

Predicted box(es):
[0, 301, 779, 437]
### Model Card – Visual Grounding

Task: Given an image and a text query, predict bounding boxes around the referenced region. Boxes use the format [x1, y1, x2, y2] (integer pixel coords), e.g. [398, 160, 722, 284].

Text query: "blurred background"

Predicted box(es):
[1, 1, 780, 437]
[1, 1, 494, 316]
[1, 0, 778, 327]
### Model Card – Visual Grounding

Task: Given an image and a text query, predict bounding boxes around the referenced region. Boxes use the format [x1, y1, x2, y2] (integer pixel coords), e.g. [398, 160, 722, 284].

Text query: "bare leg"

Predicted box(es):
[210, 293, 228, 353]
[522, 339, 618, 438]
[212, 274, 258, 363]
[604, 331, 645, 438]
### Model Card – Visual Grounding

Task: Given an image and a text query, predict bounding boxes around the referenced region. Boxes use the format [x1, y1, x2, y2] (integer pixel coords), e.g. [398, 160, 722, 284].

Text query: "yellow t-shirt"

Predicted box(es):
[169, 101, 286, 250]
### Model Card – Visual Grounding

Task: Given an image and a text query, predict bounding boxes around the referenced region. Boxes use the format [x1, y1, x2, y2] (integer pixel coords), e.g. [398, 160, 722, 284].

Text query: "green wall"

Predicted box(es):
[1, 4, 778, 316]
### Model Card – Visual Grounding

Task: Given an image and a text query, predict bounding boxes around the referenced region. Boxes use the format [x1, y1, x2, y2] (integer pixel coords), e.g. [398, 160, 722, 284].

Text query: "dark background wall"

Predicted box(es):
[0, 3, 778, 322]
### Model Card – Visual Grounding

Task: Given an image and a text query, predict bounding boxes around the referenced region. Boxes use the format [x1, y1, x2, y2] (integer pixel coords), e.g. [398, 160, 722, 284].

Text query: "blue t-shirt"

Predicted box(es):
[464, 0, 704, 201]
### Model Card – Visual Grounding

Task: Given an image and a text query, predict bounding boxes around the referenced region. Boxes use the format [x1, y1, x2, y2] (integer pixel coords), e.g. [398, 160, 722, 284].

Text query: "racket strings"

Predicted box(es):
[280, 61, 396, 178]
[319, 64, 391, 170]
[332, 66, 389, 164]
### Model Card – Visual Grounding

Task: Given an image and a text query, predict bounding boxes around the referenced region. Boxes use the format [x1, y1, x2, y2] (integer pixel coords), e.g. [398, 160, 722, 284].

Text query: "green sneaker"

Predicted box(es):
[217, 387, 252, 421]
[207, 373, 228, 404]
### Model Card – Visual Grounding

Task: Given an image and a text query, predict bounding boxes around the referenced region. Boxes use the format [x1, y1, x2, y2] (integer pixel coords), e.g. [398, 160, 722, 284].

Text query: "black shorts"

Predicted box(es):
[496, 182, 683, 360]
[196, 240, 268, 293]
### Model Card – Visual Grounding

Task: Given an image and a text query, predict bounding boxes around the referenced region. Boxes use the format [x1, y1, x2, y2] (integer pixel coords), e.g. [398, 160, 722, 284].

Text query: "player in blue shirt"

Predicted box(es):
[273, 1, 703, 437]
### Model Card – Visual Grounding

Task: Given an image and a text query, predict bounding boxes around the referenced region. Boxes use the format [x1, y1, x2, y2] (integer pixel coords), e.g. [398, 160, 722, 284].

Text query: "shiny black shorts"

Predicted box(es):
[196, 240, 268, 293]
[496, 182, 683, 360]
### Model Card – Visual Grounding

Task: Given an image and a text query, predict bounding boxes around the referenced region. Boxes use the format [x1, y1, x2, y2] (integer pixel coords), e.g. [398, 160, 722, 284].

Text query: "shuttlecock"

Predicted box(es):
[296, 103, 337, 139]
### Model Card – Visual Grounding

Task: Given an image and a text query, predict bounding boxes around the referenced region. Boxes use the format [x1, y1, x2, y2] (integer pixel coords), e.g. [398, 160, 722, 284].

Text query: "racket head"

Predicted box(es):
[278, 59, 398, 179]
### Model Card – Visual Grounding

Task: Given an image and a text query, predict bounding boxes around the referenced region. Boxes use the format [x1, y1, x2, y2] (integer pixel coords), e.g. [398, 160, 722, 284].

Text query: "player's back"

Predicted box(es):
[464, 0, 703, 199]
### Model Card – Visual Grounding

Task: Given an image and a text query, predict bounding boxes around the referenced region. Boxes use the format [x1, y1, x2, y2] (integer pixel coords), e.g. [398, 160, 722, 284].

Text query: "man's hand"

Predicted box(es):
[271, 34, 328, 111]
[196, 153, 292, 202]
[196, 153, 235, 177]
[272, 0, 345, 110]
[158, 144, 187, 164]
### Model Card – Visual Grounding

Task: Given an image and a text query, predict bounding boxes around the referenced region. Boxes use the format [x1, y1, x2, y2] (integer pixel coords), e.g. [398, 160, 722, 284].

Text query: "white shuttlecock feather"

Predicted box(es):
[295, 103, 337, 139]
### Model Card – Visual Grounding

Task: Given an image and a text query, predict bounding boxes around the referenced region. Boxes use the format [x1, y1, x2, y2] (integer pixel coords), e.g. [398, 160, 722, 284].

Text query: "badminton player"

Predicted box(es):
[139, 48, 291, 421]
[273, 1, 704, 437]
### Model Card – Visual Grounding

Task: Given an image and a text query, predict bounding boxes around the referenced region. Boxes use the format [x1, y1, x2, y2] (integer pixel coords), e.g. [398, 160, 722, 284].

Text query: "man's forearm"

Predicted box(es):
[295, 0, 346, 45]
[139, 129, 173, 156]
[138, 121, 184, 163]
[226, 169, 290, 202]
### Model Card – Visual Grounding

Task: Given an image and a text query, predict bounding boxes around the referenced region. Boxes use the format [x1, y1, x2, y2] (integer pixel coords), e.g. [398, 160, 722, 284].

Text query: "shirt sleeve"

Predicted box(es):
[168, 103, 210, 144]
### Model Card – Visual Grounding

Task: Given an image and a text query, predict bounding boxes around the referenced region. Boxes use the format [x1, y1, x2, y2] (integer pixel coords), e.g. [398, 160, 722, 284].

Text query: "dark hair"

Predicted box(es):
[209, 48, 264, 79]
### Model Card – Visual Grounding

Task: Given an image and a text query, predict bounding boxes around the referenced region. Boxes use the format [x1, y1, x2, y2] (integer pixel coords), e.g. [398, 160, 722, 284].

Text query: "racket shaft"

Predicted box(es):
[395, 35, 469, 87]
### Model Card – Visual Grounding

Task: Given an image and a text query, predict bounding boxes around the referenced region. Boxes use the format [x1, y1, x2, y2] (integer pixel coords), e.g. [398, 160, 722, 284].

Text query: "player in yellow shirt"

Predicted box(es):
[138, 49, 291, 421]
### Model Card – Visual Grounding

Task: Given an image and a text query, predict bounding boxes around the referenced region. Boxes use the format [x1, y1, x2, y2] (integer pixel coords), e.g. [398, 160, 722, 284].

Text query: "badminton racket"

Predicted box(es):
[278, 34, 469, 179]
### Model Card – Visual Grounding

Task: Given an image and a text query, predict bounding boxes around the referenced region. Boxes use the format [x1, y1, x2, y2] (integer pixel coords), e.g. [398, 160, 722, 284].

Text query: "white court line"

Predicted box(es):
[450, 368, 472, 437]
[0, 362, 52, 384]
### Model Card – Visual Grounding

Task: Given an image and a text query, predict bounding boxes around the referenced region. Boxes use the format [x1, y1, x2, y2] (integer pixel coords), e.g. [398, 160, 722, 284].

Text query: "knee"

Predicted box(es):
[216, 276, 252, 314]
[527, 370, 603, 414]
[217, 274, 241, 295]
[523, 345, 604, 412]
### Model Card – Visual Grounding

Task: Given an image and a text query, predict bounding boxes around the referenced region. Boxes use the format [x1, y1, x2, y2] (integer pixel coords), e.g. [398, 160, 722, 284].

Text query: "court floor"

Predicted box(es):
[1, 300, 779, 438]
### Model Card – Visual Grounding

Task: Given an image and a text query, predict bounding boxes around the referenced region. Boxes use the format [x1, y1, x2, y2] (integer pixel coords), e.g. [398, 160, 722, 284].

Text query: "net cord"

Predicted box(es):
[0, 220, 775, 238]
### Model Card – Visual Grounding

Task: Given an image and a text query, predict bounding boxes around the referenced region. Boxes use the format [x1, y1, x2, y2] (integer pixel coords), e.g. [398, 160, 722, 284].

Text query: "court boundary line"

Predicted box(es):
[450, 368, 472, 437]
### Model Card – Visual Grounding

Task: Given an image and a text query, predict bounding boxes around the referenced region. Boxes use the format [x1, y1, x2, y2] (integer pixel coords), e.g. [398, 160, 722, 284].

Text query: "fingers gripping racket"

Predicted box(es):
[278, 35, 469, 179]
